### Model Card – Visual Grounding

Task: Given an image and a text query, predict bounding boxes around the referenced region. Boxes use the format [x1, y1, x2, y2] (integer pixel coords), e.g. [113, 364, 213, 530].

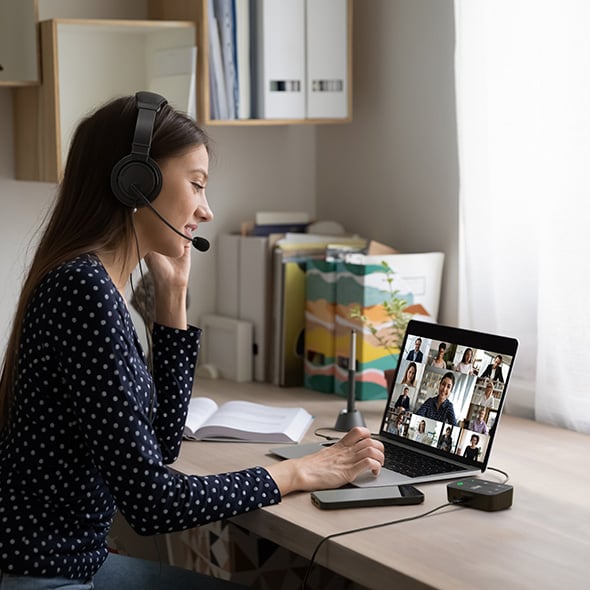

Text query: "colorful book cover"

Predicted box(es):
[333, 253, 444, 400]
[304, 259, 337, 393]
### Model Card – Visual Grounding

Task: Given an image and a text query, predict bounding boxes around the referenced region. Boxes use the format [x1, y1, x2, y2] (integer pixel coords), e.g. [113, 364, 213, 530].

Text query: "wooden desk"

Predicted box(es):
[172, 379, 590, 590]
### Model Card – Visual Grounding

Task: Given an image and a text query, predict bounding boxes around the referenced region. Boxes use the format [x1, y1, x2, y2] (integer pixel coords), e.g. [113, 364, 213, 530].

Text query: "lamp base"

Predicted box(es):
[334, 408, 367, 432]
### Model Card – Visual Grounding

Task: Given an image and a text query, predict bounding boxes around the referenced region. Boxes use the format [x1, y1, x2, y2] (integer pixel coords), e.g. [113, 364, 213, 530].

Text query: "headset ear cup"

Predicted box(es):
[111, 155, 162, 208]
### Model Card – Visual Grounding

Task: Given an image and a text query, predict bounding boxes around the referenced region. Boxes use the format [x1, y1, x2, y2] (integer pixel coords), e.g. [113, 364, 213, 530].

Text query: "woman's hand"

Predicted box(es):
[266, 427, 384, 496]
[144, 246, 191, 329]
[145, 245, 192, 291]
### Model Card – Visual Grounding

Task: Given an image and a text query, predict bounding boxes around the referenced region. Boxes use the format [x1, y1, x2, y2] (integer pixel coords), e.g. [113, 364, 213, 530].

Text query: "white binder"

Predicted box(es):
[238, 236, 271, 382]
[216, 234, 240, 317]
[306, 0, 349, 119]
[253, 0, 305, 119]
[215, 234, 271, 382]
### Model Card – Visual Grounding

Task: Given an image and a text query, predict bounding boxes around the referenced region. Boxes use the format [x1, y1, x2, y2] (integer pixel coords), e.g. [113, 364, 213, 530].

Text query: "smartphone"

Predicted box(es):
[310, 485, 424, 510]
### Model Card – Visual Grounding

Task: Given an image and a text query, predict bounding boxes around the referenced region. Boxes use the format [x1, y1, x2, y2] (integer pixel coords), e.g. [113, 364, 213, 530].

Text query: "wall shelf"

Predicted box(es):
[148, 0, 353, 126]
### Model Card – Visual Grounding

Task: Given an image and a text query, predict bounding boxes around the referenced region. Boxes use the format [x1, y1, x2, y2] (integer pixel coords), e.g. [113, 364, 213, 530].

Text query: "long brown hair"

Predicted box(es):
[0, 95, 210, 429]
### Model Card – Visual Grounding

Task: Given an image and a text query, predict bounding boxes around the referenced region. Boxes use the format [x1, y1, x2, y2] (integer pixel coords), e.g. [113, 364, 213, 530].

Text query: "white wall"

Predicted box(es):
[316, 0, 459, 324]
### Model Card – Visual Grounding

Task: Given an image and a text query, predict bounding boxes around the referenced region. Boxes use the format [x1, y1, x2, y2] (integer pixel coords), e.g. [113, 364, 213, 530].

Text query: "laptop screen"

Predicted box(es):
[380, 320, 518, 468]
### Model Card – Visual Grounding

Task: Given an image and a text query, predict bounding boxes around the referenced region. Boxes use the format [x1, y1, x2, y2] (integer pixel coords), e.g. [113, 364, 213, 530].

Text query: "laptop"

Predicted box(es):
[270, 319, 518, 488]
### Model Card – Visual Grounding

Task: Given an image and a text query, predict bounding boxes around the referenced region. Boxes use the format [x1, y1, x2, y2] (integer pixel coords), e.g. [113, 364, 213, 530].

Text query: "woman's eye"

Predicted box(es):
[192, 182, 205, 191]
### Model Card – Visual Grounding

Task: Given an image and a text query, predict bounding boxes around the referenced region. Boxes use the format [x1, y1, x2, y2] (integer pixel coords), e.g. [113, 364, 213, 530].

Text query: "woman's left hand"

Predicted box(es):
[145, 245, 192, 292]
[144, 246, 191, 328]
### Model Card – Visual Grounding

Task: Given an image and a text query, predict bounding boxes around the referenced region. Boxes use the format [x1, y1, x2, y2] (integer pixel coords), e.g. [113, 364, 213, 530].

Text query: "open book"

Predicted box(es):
[183, 397, 314, 443]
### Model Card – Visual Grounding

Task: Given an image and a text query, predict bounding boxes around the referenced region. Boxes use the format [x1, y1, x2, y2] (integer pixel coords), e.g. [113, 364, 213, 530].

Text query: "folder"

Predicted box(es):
[270, 235, 367, 386]
[214, 0, 238, 118]
[305, 0, 349, 119]
[238, 235, 272, 382]
[207, 0, 230, 119]
[200, 314, 253, 382]
[216, 233, 240, 317]
[235, 0, 251, 119]
[304, 259, 337, 393]
[252, 0, 306, 119]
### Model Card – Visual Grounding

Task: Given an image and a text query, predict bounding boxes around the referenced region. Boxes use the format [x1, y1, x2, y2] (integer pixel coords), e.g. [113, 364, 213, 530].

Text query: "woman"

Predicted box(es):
[414, 420, 428, 443]
[454, 347, 474, 374]
[0, 93, 384, 589]
[437, 425, 454, 452]
[429, 342, 447, 368]
[400, 361, 418, 387]
[463, 434, 481, 461]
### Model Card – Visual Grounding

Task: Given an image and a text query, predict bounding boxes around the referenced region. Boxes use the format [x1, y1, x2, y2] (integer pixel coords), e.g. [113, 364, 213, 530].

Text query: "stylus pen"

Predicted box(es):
[347, 329, 356, 413]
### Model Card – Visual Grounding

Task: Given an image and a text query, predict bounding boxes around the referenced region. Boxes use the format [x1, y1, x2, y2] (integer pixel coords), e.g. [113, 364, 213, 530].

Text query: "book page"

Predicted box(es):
[195, 400, 313, 443]
[183, 397, 219, 439]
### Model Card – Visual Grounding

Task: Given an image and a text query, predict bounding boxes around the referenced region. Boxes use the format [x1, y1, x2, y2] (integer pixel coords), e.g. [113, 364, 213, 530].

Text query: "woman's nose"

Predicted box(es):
[197, 197, 214, 222]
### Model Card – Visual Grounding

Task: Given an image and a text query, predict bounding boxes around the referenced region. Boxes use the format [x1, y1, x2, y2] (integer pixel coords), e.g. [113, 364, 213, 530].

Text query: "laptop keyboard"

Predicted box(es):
[383, 445, 468, 478]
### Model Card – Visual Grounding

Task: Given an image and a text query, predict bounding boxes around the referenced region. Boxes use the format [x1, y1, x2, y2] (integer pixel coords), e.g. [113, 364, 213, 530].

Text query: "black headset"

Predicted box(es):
[110, 91, 168, 208]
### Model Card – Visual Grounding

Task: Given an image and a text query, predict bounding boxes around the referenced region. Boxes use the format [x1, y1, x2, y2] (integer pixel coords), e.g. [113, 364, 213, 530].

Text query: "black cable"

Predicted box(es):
[300, 500, 465, 590]
[130, 214, 162, 573]
[130, 214, 155, 420]
[486, 466, 510, 484]
[312, 427, 341, 441]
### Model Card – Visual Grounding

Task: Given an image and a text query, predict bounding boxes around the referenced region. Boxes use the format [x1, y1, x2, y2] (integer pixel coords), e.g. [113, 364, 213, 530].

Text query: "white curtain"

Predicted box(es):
[454, 0, 590, 433]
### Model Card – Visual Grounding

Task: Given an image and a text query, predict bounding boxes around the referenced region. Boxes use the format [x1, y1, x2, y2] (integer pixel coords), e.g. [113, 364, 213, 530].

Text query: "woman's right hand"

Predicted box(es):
[266, 427, 384, 496]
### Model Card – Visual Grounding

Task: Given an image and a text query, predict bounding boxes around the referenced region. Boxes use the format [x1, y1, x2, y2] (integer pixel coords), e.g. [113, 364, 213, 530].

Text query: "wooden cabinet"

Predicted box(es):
[0, 0, 39, 86]
[13, 18, 196, 182]
[148, 0, 353, 126]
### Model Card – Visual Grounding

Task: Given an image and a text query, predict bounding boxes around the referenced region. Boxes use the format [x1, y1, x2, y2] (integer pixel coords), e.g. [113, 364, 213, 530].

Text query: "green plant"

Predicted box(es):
[349, 261, 413, 357]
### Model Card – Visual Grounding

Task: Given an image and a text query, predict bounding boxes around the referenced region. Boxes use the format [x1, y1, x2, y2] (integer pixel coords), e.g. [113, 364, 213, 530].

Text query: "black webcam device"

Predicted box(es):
[447, 478, 513, 511]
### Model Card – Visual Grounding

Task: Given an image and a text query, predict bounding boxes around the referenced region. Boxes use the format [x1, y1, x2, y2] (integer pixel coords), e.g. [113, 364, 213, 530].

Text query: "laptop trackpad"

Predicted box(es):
[352, 469, 413, 488]
[269, 441, 335, 460]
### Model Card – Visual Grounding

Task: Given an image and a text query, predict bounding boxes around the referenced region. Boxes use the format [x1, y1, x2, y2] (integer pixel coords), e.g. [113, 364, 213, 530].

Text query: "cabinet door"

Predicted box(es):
[0, 0, 39, 86]
[13, 18, 196, 182]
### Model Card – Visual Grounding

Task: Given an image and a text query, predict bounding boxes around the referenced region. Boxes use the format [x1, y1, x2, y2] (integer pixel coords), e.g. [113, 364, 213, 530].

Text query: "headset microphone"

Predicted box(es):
[130, 185, 210, 252]
[110, 91, 210, 253]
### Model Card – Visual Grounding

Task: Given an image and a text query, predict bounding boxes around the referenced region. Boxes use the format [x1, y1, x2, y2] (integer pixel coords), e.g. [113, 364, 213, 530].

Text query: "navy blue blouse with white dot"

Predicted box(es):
[0, 254, 281, 579]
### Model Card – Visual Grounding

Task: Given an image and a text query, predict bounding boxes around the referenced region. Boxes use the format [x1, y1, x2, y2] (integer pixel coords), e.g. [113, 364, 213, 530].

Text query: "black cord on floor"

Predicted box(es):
[300, 500, 465, 590]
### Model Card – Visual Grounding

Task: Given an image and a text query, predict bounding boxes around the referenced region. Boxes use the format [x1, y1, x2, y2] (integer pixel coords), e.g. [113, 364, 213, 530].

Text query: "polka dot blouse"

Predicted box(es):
[0, 254, 281, 580]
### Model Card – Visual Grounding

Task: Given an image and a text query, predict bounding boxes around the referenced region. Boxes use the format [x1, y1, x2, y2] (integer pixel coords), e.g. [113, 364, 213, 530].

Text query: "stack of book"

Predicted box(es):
[240, 211, 311, 237]
[215, 211, 366, 386]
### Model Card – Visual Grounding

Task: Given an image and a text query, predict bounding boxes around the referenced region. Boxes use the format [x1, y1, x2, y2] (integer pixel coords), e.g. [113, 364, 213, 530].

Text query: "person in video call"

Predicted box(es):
[480, 354, 504, 383]
[437, 425, 454, 452]
[0, 93, 384, 589]
[470, 408, 489, 435]
[387, 412, 406, 436]
[414, 419, 429, 443]
[454, 347, 475, 374]
[482, 382, 496, 408]
[400, 361, 418, 387]
[394, 385, 412, 412]
[415, 372, 458, 425]
[463, 434, 481, 461]
[429, 342, 447, 368]
[406, 337, 424, 362]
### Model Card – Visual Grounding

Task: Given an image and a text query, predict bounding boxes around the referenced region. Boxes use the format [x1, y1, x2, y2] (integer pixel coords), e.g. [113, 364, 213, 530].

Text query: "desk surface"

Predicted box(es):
[172, 379, 589, 590]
